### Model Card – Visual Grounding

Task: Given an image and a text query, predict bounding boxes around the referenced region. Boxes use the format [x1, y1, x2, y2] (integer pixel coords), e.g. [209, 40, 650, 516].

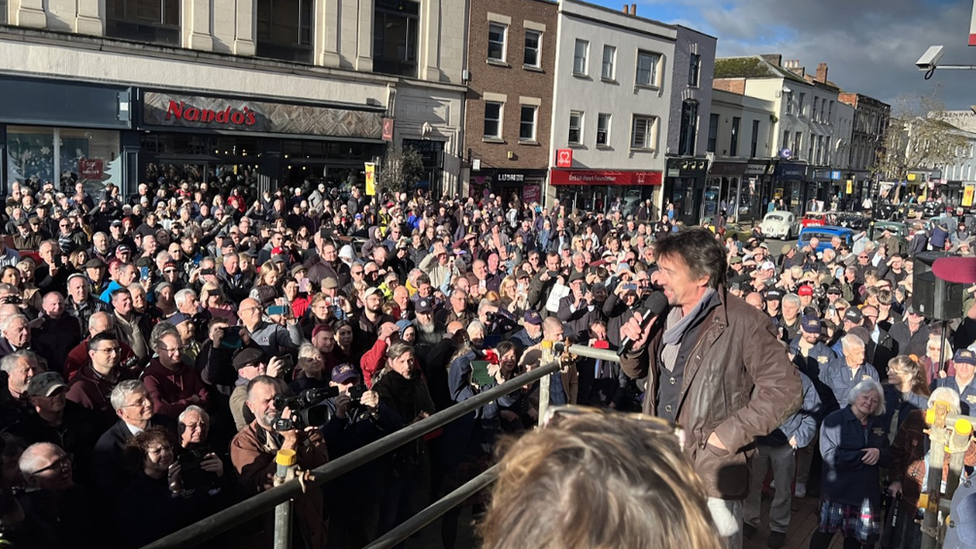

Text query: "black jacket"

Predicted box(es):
[92, 415, 177, 499]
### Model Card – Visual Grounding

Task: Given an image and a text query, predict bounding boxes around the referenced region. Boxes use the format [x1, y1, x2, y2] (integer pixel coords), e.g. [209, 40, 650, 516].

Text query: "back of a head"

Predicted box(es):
[479, 413, 722, 549]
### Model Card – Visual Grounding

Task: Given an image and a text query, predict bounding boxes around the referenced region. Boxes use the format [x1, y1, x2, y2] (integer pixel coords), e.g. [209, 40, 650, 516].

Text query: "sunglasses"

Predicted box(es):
[31, 453, 73, 477]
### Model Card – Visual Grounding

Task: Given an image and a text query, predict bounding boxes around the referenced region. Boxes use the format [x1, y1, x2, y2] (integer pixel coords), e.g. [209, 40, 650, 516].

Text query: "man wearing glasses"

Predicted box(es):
[67, 332, 134, 414]
[18, 442, 98, 549]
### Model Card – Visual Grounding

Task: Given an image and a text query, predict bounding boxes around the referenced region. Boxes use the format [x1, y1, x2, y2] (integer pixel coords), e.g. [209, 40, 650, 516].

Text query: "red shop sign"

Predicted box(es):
[166, 100, 257, 127]
[550, 169, 662, 186]
[555, 149, 573, 168]
[79, 159, 103, 180]
[382, 118, 395, 142]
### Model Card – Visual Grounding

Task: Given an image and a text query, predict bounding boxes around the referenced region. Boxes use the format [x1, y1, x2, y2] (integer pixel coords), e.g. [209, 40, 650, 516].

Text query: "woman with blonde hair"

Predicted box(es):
[885, 354, 931, 432]
[480, 410, 722, 549]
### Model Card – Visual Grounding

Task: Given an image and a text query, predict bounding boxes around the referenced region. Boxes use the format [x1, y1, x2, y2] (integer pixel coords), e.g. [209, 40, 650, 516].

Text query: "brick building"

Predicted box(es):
[462, 0, 558, 203]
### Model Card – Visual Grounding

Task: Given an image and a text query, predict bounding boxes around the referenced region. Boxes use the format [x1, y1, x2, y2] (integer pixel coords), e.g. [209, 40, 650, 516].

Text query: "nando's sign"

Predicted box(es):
[141, 91, 384, 139]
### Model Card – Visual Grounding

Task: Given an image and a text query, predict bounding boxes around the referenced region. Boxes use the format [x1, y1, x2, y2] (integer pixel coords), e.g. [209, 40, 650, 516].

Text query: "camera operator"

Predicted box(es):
[231, 375, 328, 549]
[322, 363, 396, 456]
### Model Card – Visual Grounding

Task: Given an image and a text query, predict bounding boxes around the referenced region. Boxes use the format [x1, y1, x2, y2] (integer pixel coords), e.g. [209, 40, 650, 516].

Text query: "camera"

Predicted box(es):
[272, 386, 339, 431]
[916, 45, 944, 71]
[347, 385, 367, 403]
[484, 309, 517, 334]
[177, 448, 217, 491]
[1, 296, 21, 305]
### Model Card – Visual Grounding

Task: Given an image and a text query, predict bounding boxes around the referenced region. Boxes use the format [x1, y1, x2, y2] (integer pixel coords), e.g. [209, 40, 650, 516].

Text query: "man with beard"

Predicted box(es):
[308, 240, 349, 289]
[352, 287, 396, 357]
[509, 310, 544, 351]
[413, 298, 444, 351]
[32, 292, 83, 377]
[231, 376, 329, 548]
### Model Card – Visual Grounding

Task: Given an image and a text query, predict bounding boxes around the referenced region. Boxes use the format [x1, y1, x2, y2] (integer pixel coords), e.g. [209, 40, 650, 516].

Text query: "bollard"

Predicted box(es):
[273, 449, 297, 549]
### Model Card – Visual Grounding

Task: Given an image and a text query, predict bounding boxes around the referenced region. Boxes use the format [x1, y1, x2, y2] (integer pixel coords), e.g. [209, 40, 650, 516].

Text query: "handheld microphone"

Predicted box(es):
[617, 291, 668, 357]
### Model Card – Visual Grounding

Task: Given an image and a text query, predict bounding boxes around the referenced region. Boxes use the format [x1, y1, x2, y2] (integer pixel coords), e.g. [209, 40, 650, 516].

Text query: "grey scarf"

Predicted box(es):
[661, 289, 719, 372]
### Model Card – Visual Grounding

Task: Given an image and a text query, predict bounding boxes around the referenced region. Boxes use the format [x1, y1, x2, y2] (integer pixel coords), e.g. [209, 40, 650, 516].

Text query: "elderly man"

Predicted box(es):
[32, 292, 83, 376]
[0, 351, 45, 412]
[413, 298, 444, 351]
[18, 442, 98, 549]
[178, 404, 212, 450]
[35, 240, 74, 295]
[231, 376, 329, 547]
[620, 228, 801, 547]
[228, 348, 285, 431]
[820, 334, 880, 413]
[98, 261, 138, 303]
[0, 314, 32, 358]
[65, 272, 109, 330]
[92, 380, 176, 498]
[238, 297, 302, 359]
[112, 288, 151, 360]
[142, 330, 209, 418]
[66, 332, 135, 415]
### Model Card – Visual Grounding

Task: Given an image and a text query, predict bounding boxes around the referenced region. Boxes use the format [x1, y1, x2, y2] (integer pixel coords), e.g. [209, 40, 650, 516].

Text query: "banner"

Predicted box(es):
[846, 180, 853, 194]
[964, 185, 975, 207]
[365, 163, 376, 196]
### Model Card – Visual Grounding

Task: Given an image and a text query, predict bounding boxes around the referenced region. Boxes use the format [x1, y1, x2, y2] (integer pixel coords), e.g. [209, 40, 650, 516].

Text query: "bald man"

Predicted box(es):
[744, 292, 764, 311]
[238, 298, 302, 359]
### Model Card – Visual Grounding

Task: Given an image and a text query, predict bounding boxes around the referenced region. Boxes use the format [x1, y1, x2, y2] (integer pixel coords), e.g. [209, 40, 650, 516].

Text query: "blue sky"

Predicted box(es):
[588, 0, 976, 112]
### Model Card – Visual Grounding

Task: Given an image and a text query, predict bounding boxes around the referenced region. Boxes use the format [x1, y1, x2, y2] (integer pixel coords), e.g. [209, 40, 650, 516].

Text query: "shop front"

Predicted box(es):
[0, 75, 132, 196]
[664, 157, 708, 225]
[136, 90, 387, 192]
[741, 161, 774, 222]
[807, 168, 833, 211]
[705, 161, 746, 225]
[469, 169, 548, 204]
[773, 162, 807, 215]
[549, 169, 662, 214]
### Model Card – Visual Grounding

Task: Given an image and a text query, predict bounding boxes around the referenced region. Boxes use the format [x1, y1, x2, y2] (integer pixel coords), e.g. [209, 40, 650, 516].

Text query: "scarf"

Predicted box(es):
[661, 289, 719, 373]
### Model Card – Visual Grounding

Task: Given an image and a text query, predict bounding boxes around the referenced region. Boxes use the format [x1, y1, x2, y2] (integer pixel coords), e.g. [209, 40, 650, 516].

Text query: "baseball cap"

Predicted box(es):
[797, 285, 813, 297]
[111, 220, 123, 227]
[363, 286, 383, 299]
[760, 261, 776, 271]
[416, 298, 433, 314]
[331, 363, 360, 384]
[232, 348, 266, 370]
[826, 286, 842, 296]
[729, 256, 743, 265]
[290, 263, 307, 276]
[569, 271, 585, 283]
[765, 289, 783, 302]
[781, 244, 794, 255]
[323, 277, 339, 290]
[844, 307, 863, 323]
[800, 315, 822, 334]
[12, 217, 26, 227]
[272, 254, 288, 264]
[514, 270, 530, 280]
[524, 310, 543, 325]
[26, 372, 68, 397]
[116, 244, 131, 254]
[955, 349, 976, 367]
[616, 263, 632, 274]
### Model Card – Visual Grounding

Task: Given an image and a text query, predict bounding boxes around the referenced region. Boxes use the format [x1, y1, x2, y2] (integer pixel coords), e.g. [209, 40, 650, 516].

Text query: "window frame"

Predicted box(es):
[630, 115, 657, 151]
[750, 119, 760, 158]
[488, 22, 508, 63]
[523, 29, 542, 68]
[635, 50, 661, 88]
[105, 0, 181, 46]
[601, 45, 616, 81]
[372, 0, 420, 77]
[729, 116, 740, 157]
[519, 105, 538, 142]
[484, 101, 504, 140]
[688, 53, 701, 87]
[573, 39, 589, 77]
[597, 113, 612, 147]
[707, 113, 719, 153]
[568, 110, 584, 145]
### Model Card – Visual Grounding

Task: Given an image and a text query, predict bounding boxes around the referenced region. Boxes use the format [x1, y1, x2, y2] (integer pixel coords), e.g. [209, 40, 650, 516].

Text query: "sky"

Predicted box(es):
[589, 0, 976, 111]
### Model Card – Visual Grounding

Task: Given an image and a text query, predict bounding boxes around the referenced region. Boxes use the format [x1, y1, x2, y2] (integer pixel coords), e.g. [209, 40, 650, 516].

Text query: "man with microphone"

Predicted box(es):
[619, 228, 802, 549]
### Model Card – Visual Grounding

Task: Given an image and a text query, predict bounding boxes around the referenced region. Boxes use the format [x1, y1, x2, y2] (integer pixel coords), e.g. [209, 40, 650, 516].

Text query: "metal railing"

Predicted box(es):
[142, 344, 621, 549]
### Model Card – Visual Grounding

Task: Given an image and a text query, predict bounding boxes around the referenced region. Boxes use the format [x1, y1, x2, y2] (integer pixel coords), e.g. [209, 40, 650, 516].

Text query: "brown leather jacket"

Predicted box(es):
[620, 288, 802, 499]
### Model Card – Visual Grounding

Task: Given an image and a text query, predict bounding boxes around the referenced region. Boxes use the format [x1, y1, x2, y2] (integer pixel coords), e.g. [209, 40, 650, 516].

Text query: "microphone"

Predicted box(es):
[617, 291, 669, 357]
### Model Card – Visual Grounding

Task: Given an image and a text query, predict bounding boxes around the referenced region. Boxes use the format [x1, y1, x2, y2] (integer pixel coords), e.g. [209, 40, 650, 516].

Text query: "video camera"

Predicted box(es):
[484, 308, 518, 334]
[177, 447, 218, 491]
[272, 387, 339, 431]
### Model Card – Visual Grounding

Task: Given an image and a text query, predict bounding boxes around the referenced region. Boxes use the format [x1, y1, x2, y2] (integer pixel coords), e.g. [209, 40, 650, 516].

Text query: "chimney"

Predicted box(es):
[760, 54, 782, 67]
[623, 4, 629, 14]
[631, 3, 637, 15]
[816, 62, 828, 83]
[787, 60, 804, 78]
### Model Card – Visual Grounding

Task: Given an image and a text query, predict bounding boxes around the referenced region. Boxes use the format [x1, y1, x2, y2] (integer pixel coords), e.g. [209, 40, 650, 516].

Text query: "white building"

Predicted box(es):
[547, 0, 677, 212]
[0, 0, 466, 194]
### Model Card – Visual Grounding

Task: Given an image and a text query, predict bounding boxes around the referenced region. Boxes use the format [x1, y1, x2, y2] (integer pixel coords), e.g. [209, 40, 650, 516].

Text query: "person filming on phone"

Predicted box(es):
[237, 297, 301, 358]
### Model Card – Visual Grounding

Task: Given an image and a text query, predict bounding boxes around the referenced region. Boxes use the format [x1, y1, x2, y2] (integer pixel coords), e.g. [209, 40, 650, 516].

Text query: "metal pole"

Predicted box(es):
[363, 465, 500, 549]
[142, 360, 562, 549]
[922, 404, 951, 549]
[273, 500, 292, 549]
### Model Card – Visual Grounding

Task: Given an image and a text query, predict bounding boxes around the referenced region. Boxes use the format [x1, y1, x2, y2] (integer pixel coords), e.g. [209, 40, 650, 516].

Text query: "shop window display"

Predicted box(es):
[7, 126, 120, 196]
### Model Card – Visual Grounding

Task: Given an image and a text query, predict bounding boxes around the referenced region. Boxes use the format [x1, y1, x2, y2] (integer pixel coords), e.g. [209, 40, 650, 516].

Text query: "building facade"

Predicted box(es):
[662, 25, 716, 224]
[0, 0, 467, 195]
[462, 0, 557, 204]
[547, 0, 676, 213]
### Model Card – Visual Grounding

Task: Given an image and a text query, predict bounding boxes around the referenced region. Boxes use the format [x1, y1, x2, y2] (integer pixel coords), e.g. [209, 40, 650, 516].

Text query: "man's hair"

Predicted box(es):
[174, 289, 197, 308]
[150, 322, 180, 351]
[781, 293, 801, 309]
[652, 228, 726, 289]
[89, 311, 114, 332]
[0, 351, 39, 374]
[87, 331, 120, 351]
[0, 314, 27, 333]
[479, 413, 722, 549]
[110, 380, 147, 412]
[178, 404, 210, 425]
[841, 334, 865, 352]
[18, 442, 62, 477]
[110, 288, 131, 302]
[246, 375, 280, 400]
[298, 342, 321, 360]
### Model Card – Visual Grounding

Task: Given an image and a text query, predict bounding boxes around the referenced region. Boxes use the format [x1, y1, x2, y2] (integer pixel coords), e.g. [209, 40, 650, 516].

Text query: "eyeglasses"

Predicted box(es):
[31, 454, 72, 477]
[122, 395, 151, 408]
[94, 346, 121, 354]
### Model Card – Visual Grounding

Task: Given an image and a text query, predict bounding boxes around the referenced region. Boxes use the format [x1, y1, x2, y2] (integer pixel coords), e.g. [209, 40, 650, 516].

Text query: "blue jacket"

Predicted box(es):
[820, 406, 890, 507]
[934, 377, 976, 415]
[819, 357, 879, 412]
[790, 338, 836, 412]
[779, 371, 822, 449]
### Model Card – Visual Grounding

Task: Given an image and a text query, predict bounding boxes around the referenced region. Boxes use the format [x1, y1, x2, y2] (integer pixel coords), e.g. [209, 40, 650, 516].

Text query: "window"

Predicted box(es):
[750, 120, 760, 158]
[105, 0, 180, 45]
[793, 132, 802, 156]
[256, 0, 313, 63]
[484, 102, 503, 139]
[798, 92, 806, 117]
[678, 100, 698, 156]
[729, 117, 741, 156]
[807, 134, 814, 162]
[7, 126, 120, 196]
[707, 114, 719, 153]
[813, 98, 819, 122]
[636, 51, 660, 87]
[488, 23, 507, 62]
[819, 135, 827, 165]
[782, 130, 790, 152]
[574, 40, 588, 75]
[828, 101, 834, 123]
[373, 0, 420, 77]
[602, 45, 616, 80]
[785, 94, 795, 116]
[0, 0, 6, 24]
[631, 115, 656, 150]
[688, 53, 701, 87]
[519, 106, 537, 141]
[523, 30, 541, 67]
[597, 113, 611, 146]
[569, 111, 583, 144]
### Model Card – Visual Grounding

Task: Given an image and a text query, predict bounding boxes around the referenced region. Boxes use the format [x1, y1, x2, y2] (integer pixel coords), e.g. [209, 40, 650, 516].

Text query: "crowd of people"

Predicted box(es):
[0, 173, 974, 549]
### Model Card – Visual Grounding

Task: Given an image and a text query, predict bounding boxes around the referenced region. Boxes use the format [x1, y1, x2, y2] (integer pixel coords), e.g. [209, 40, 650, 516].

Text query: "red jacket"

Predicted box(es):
[66, 364, 136, 414]
[361, 339, 388, 388]
[63, 338, 136, 382]
[142, 358, 209, 418]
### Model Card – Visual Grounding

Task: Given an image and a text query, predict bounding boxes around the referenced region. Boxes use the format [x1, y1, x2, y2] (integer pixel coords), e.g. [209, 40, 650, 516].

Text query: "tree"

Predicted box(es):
[873, 88, 969, 189]
[377, 146, 425, 194]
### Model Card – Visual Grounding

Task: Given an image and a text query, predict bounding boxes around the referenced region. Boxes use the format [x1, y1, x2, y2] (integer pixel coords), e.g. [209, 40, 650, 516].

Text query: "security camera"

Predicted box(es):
[917, 45, 944, 71]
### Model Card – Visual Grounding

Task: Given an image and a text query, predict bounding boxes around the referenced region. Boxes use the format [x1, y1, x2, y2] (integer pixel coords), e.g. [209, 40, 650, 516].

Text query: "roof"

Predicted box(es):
[714, 56, 808, 84]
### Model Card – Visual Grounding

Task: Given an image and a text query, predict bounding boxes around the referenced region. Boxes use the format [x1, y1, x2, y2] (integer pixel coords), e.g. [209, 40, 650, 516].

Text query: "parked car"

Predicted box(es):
[798, 226, 855, 253]
[834, 212, 869, 230]
[868, 221, 909, 242]
[761, 211, 799, 239]
[701, 218, 752, 242]
[801, 211, 829, 228]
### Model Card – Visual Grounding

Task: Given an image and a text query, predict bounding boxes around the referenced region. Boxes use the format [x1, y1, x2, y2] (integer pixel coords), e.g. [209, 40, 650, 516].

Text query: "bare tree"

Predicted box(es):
[377, 146, 425, 194]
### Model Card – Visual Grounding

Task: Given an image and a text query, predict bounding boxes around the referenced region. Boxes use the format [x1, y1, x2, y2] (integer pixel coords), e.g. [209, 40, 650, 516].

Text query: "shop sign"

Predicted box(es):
[550, 169, 662, 186]
[365, 163, 376, 196]
[667, 158, 707, 178]
[142, 92, 383, 139]
[811, 169, 832, 182]
[709, 162, 747, 176]
[963, 185, 975, 207]
[523, 185, 541, 203]
[555, 149, 573, 168]
[831, 170, 841, 180]
[382, 118, 394, 142]
[496, 173, 525, 183]
[745, 162, 772, 176]
[79, 159, 103, 180]
[775, 163, 806, 180]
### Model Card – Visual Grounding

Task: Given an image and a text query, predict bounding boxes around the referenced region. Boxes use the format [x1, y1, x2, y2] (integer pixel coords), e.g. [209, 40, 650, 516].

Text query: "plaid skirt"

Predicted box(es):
[817, 496, 882, 543]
